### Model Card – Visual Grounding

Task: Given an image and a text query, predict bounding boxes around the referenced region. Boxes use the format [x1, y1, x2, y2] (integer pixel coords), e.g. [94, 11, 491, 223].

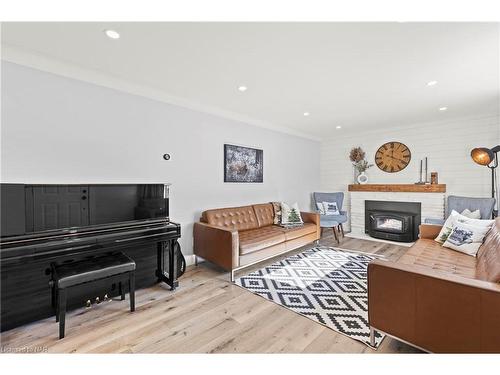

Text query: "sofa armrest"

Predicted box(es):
[301, 211, 319, 225]
[301, 211, 321, 240]
[193, 222, 239, 271]
[419, 224, 442, 239]
[368, 259, 500, 353]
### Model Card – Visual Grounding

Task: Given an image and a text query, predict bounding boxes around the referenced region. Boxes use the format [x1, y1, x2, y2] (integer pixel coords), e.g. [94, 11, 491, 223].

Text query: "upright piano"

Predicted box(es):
[0, 183, 182, 331]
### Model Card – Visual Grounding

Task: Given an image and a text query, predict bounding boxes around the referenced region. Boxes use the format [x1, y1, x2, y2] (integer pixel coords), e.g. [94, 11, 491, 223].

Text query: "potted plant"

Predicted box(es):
[349, 147, 374, 184]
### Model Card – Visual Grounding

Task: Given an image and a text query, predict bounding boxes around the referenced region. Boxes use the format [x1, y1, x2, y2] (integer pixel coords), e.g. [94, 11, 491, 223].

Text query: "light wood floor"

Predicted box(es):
[0, 232, 422, 353]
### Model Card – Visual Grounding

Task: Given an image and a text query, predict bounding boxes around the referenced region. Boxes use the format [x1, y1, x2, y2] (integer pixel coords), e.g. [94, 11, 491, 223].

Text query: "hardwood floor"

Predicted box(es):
[0, 233, 422, 353]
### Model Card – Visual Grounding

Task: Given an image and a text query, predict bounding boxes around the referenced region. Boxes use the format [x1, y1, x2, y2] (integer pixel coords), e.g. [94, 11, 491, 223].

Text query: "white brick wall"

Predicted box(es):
[320, 115, 499, 231]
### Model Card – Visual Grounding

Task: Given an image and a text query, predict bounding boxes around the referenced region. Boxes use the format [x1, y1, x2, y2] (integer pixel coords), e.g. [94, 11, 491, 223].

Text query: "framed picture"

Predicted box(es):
[224, 144, 263, 183]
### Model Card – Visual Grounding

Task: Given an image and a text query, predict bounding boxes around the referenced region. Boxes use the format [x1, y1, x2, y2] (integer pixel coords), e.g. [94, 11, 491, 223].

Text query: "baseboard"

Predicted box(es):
[185, 254, 197, 267]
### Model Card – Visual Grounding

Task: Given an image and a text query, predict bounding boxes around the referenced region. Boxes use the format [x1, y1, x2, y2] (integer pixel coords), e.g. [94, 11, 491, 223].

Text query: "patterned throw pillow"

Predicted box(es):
[271, 202, 282, 225]
[442, 222, 492, 257]
[322, 201, 340, 215]
[461, 209, 481, 219]
[280, 202, 304, 225]
[434, 210, 494, 244]
[316, 202, 326, 215]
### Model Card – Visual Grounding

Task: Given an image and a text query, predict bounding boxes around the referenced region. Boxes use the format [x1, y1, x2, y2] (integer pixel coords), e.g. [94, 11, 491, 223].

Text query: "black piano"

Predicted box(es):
[0, 183, 182, 332]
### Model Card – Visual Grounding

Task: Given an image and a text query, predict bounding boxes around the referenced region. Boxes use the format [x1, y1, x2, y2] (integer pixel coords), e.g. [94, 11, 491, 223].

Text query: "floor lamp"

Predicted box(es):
[471, 145, 500, 218]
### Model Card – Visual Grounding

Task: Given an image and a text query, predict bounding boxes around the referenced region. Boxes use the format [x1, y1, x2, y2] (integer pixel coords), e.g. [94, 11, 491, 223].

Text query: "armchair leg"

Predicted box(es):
[339, 223, 345, 237]
[332, 227, 339, 244]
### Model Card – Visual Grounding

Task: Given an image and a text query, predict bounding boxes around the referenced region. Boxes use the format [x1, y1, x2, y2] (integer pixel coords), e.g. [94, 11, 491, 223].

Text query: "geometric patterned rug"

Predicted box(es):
[234, 246, 385, 348]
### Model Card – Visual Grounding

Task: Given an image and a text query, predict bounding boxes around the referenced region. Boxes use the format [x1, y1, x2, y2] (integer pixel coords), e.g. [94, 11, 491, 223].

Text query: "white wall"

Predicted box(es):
[321, 115, 499, 229]
[1, 62, 321, 255]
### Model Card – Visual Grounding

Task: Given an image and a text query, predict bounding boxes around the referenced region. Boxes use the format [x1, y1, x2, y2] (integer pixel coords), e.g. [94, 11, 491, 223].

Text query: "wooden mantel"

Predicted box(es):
[348, 184, 446, 193]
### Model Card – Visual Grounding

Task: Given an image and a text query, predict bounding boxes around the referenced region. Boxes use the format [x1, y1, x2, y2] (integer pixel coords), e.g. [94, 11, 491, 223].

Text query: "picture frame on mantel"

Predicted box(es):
[224, 144, 264, 183]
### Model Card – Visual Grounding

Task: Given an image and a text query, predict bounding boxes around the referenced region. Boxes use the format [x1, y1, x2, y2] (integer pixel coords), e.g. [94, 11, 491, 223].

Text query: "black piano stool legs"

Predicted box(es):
[58, 289, 67, 339]
[129, 271, 135, 312]
[55, 271, 136, 339]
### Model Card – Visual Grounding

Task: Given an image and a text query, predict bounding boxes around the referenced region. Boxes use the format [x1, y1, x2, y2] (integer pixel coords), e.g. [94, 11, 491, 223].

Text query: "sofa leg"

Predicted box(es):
[230, 269, 235, 283]
[369, 326, 376, 347]
[314, 239, 320, 245]
[194, 255, 198, 266]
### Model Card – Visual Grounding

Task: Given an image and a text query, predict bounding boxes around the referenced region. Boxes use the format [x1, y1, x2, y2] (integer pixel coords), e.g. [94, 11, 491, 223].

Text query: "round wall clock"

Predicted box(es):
[375, 141, 411, 173]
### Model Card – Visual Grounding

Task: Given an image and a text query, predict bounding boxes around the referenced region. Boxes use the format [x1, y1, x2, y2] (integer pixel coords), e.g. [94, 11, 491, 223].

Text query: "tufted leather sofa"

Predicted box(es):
[368, 218, 500, 353]
[193, 203, 320, 279]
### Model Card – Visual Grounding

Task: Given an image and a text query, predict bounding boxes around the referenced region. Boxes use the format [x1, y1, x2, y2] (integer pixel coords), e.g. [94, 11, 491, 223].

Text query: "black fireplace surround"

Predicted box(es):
[365, 200, 421, 242]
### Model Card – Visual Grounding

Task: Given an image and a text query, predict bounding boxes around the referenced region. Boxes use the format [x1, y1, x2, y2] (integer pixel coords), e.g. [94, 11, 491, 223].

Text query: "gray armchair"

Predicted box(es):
[313, 192, 348, 243]
[425, 195, 496, 225]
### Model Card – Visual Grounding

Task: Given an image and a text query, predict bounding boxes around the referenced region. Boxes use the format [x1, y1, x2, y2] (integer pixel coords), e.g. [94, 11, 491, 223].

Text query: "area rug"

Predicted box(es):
[234, 246, 385, 348]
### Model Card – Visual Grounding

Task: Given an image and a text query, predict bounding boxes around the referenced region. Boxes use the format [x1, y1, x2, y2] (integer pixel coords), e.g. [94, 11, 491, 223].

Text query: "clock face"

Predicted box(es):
[375, 142, 411, 173]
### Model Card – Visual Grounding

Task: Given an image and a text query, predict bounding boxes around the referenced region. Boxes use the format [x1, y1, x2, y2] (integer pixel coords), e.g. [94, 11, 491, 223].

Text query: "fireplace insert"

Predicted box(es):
[365, 200, 421, 242]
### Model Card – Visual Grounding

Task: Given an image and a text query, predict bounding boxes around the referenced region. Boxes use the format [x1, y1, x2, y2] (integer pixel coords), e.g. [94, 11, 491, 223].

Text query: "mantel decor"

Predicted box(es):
[349, 147, 373, 184]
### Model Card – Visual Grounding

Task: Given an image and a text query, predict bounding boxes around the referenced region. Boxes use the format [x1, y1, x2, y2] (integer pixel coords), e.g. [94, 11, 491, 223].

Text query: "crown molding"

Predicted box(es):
[1, 44, 321, 142]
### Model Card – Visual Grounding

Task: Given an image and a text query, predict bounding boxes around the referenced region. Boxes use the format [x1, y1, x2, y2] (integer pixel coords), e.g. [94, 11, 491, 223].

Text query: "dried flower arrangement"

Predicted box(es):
[349, 147, 373, 173]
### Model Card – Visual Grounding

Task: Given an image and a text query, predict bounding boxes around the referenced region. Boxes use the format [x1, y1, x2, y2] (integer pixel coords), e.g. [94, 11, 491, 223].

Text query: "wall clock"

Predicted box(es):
[375, 141, 411, 173]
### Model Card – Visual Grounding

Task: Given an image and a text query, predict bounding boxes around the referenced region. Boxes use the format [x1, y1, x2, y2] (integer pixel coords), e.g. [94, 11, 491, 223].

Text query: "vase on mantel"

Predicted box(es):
[357, 171, 369, 184]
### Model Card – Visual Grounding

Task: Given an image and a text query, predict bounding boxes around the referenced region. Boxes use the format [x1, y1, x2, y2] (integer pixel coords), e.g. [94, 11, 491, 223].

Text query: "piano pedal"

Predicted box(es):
[85, 300, 92, 309]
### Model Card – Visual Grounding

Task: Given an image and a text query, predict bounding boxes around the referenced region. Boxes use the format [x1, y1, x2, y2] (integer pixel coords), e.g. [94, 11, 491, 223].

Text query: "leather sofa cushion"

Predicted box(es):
[397, 239, 477, 280]
[253, 203, 275, 227]
[239, 226, 286, 255]
[202, 205, 258, 231]
[476, 218, 500, 283]
[278, 223, 318, 241]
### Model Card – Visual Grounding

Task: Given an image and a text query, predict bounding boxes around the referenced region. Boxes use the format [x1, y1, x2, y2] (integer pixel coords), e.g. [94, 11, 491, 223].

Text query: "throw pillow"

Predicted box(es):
[461, 209, 481, 219]
[434, 210, 494, 244]
[322, 201, 340, 215]
[280, 202, 304, 225]
[271, 202, 282, 225]
[316, 202, 326, 215]
[442, 222, 492, 257]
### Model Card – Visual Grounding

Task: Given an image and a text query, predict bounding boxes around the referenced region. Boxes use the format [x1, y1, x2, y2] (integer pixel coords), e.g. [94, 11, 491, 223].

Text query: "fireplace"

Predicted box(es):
[365, 200, 421, 242]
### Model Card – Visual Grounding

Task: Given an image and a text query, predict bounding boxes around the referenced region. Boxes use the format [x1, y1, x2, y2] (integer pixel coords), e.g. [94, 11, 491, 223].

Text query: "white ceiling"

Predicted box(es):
[2, 22, 499, 139]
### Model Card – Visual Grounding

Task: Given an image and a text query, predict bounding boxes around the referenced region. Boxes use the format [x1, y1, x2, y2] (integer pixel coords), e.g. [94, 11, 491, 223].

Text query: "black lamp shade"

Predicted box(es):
[471, 147, 494, 166]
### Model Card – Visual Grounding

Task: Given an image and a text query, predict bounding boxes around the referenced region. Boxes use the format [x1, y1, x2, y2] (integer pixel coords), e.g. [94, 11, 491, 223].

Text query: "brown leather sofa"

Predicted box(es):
[368, 218, 500, 353]
[193, 203, 320, 280]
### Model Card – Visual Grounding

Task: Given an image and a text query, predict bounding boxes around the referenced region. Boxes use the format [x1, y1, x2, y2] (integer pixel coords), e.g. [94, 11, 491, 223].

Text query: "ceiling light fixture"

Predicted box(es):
[336, 126, 342, 129]
[427, 80, 438, 86]
[237, 86, 248, 92]
[303, 112, 310, 117]
[104, 29, 120, 39]
[439, 107, 448, 111]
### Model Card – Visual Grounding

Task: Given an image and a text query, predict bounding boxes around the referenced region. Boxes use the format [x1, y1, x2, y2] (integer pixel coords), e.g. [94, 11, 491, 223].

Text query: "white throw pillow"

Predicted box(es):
[442, 222, 492, 257]
[316, 202, 326, 215]
[435, 210, 494, 244]
[461, 209, 481, 219]
[280, 202, 304, 224]
[322, 201, 340, 215]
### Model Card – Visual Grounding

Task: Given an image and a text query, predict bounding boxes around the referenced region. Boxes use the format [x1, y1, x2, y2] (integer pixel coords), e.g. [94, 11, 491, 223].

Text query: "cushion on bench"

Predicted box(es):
[54, 253, 136, 289]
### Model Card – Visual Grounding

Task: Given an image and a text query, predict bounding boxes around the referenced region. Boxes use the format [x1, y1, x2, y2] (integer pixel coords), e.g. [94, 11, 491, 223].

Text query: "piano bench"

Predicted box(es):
[51, 252, 136, 339]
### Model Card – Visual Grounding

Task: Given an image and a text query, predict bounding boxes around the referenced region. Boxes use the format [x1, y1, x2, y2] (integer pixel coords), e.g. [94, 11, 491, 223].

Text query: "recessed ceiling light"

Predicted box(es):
[303, 112, 310, 117]
[439, 106, 448, 111]
[104, 29, 120, 39]
[427, 80, 438, 86]
[336, 126, 342, 129]
[237, 86, 248, 92]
